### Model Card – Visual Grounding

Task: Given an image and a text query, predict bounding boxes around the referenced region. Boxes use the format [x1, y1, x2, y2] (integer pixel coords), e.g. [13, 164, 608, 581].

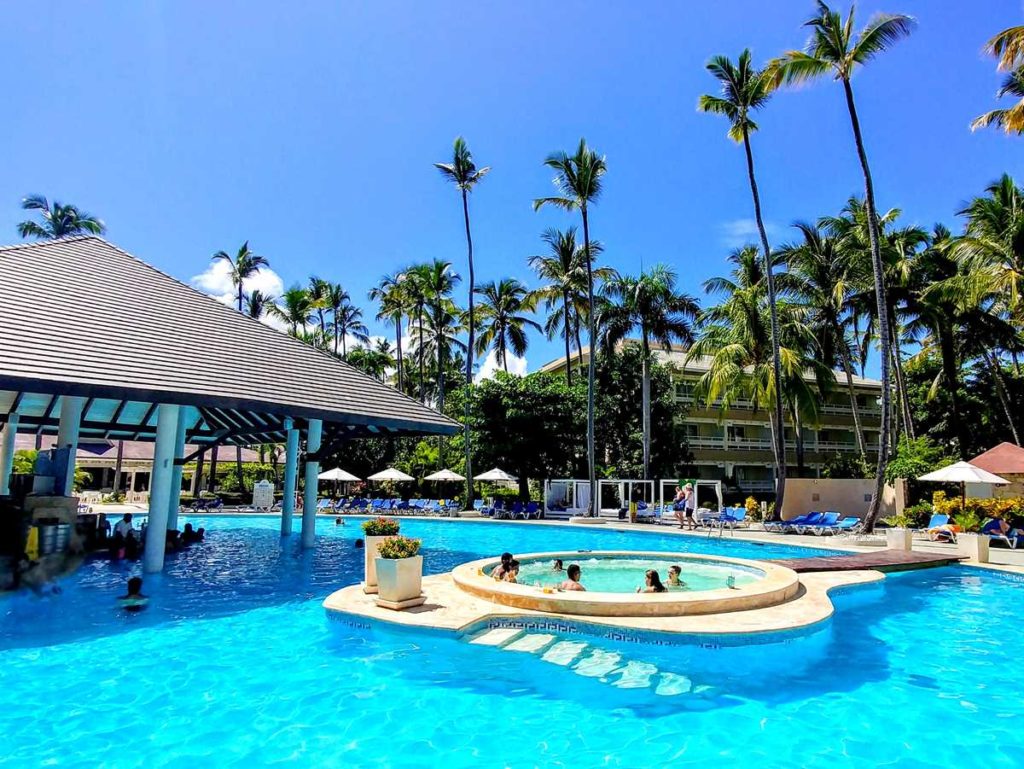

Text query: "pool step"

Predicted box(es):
[466, 629, 715, 700]
[469, 627, 526, 647]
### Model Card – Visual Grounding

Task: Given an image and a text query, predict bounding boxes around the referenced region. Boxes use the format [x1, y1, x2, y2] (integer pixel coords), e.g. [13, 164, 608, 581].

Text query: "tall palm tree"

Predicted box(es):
[699, 49, 788, 512]
[534, 139, 607, 516]
[369, 273, 410, 392]
[245, 289, 272, 320]
[973, 26, 1024, 134]
[419, 260, 461, 413]
[600, 265, 699, 479]
[474, 279, 542, 373]
[435, 137, 490, 504]
[320, 282, 351, 356]
[212, 242, 269, 312]
[272, 286, 314, 336]
[334, 300, 369, 358]
[770, 1, 915, 532]
[308, 277, 332, 336]
[402, 264, 433, 403]
[780, 222, 868, 458]
[414, 298, 466, 412]
[17, 195, 105, 239]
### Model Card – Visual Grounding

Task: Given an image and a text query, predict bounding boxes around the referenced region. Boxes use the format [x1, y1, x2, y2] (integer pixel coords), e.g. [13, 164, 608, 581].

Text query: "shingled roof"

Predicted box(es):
[969, 442, 1024, 476]
[0, 237, 458, 445]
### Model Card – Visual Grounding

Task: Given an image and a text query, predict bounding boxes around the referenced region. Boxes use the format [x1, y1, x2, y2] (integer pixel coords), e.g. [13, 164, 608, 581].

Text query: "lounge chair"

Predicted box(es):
[921, 513, 957, 543]
[827, 516, 863, 535]
[776, 512, 823, 533]
[982, 519, 1021, 548]
[798, 511, 841, 535]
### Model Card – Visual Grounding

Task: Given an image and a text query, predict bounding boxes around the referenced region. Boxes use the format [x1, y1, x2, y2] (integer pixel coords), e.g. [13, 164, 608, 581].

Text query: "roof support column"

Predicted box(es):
[0, 414, 19, 496]
[166, 406, 189, 531]
[56, 396, 85, 496]
[301, 419, 322, 548]
[281, 418, 299, 536]
[144, 404, 180, 573]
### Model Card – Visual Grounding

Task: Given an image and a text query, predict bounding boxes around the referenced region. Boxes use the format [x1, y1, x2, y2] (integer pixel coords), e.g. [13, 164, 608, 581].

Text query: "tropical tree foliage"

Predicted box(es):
[18, 195, 105, 239]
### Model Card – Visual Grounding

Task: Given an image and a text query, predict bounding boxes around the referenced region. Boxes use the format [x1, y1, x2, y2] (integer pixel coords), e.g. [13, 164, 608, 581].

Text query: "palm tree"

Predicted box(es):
[474, 279, 542, 373]
[419, 260, 461, 414]
[17, 195, 105, 240]
[307, 277, 333, 336]
[334, 300, 369, 358]
[435, 137, 490, 503]
[245, 289, 272, 320]
[699, 49, 788, 512]
[534, 139, 607, 516]
[414, 298, 466, 413]
[346, 344, 394, 382]
[600, 265, 699, 479]
[780, 222, 868, 458]
[691, 246, 825, 477]
[973, 26, 1024, 134]
[770, 1, 915, 532]
[272, 286, 314, 336]
[212, 242, 269, 312]
[320, 282, 350, 356]
[401, 264, 434, 402]
[369, 273, 410, 391]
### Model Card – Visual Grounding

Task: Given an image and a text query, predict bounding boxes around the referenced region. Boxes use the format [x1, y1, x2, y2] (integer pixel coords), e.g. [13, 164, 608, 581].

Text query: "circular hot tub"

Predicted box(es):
[451, 551, 800, 617]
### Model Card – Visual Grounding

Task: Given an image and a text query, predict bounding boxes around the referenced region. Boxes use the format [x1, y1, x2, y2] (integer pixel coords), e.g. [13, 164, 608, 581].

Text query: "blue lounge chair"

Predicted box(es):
[764, 512, 809, 533]
[827, 516, 862, 535]
[779, 512, 823, 534]
[316, 498, 333, 512]
[799, 511, 841, 535]
[982, 519, 1021, 548]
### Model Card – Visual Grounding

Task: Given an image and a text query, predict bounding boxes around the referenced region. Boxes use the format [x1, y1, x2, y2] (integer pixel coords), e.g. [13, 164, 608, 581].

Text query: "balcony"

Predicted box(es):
[686, 436, 726, 449]
[729, 438, 774, 451]
[737, 479, 775, 492]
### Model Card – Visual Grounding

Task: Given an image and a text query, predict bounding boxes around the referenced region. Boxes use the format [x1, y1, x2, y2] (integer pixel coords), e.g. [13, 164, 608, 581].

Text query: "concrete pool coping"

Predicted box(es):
[451, 551, 800, 617]
[323, 567, 883, 638]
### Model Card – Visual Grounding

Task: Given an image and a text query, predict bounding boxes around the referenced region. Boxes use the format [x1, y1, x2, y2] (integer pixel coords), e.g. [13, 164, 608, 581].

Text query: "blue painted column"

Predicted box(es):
[166, 406, 190, 531]
[56, 396, 86, 496]
[144, 404, 180, 573]
[281, 418, 299, 536]
[301, 419, 322, 548]
[0, 414, 19, 495]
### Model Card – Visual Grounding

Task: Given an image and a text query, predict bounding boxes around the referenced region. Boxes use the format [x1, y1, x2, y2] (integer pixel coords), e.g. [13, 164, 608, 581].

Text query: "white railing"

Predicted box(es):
[730, 439, 774, 451]
[738, 479, 775, 492]
[687, 436, 725, 449]
[813, 441, 859, 452]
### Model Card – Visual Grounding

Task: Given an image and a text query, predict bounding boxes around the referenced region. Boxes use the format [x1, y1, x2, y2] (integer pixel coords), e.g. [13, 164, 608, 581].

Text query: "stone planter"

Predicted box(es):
[374, 555, 425, 610]
[363, 535, 390, 594]
[886, 527, 913, 551]
[959, 532, 990, 564]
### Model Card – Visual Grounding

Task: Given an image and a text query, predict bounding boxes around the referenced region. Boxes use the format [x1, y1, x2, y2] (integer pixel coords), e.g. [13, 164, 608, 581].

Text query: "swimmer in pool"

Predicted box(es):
[559, 564, 586, 591]
[637, 569, 667, 593]
[504, 560, 520, 584]
[118, 576, 148, 611]
[552, 558, 564, 573]
[667, 564, 686, 589]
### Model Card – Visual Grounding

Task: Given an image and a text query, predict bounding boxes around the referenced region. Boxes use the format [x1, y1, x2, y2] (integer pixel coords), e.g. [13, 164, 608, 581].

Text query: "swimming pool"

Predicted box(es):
[2, 515, 1022, 768]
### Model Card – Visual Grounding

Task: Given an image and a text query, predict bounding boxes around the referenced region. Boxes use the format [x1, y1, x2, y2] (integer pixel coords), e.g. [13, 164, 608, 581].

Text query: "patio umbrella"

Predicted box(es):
[318, 468, 361, 482]
[367, 467, 415, 482]
[473, 467, 517, 483]
[424, 469, 466, 482]
[918, 461, 1009, 509]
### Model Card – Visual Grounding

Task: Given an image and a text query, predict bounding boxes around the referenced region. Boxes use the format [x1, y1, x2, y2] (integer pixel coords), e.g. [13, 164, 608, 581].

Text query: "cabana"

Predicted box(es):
[597, 478, 655, 516]
[0, 237, 458, 572]
[657, 479, 724, 514]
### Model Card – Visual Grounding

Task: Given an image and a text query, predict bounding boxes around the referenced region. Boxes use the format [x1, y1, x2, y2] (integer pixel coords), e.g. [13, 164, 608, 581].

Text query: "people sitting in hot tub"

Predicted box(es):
[492, 552, 514, 580]
[559, 564, 586, 591]
[503, 560, 521, 583]
[552, 558, 564, 573]
[666, 564, 686, 589]
[637, 569, 667, 593]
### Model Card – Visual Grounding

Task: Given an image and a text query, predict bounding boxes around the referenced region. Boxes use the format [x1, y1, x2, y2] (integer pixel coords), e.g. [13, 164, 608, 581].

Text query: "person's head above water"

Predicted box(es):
[127, 576, 143, 596]
[645, 570, 666, 592]
[123, 513, 132, 523]
[669, 565, 681, 578]
[567, 564, 581, 582]
[183, 523, 194, 533]
[553, 558, 564, 570]
[500, 552, 513, 566]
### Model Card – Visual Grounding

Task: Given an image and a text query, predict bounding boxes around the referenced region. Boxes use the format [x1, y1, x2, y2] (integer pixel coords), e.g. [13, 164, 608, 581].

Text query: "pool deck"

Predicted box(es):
[323, 567, 883, 638]
[768, 550, 964, 573]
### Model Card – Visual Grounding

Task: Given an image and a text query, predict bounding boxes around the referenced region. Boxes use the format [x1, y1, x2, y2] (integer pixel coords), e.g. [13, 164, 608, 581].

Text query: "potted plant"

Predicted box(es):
[361, 517, 400, 594]
[374, 535, 425, 610]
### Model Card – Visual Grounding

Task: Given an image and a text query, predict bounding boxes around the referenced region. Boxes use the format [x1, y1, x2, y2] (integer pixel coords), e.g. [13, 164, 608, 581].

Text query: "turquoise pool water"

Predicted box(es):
[2, 516, 1022, 768]
[511, 555, 760, 592]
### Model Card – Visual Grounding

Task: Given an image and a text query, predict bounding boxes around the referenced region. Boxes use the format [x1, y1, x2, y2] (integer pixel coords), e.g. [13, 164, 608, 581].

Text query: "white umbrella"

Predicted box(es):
[919, 460, 1009, 508]
[473, 467, 517, 482]
[318, 467, 361, 482]
[424, 469, 466, 482]
[367, 467, 415, 482]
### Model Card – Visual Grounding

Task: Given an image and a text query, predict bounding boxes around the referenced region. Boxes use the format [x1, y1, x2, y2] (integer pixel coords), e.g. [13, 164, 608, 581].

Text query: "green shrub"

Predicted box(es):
[362, 517, 400, 536]
[377, 535, 421, 559]
[953, 509, 985, 533]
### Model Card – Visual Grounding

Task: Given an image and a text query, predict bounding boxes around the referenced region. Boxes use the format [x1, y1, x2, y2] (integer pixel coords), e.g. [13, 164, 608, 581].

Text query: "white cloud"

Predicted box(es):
[190, 259, 286, 330]
[474, 348, 527, 383]
[720, 218, 781, 249]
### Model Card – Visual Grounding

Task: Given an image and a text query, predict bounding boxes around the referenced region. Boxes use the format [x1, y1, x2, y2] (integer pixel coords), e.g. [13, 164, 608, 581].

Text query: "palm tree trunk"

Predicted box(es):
[792, 404, 805, 477]
[395, 316, 404, 392]
[208, 445, 219, 493]
[342, 331, 347, 358]
[581, 206, 598, 517]
[741, 127, 786, 518]
[641, 340, 651, 480]
[437, 337, 446, 467]
[192, 449, 205, 495]
[563, 290, 573, 387]
[842, 77, 892, 534]
[574, 315, 584, 370]
[418, 305, 426, 402]
[461, 189, 476, 506]
[113, 440, 124, 495]
[986, 349, 1021, 445]
[836, 337, 868, 459]
[938, 324, 969, 457]
[236, 446, 244, 493]
[890, 318, 915, 442]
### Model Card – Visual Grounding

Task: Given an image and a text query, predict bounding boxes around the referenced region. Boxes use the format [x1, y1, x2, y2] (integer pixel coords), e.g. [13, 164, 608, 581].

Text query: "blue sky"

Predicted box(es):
[1, 1, 1020, 376]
